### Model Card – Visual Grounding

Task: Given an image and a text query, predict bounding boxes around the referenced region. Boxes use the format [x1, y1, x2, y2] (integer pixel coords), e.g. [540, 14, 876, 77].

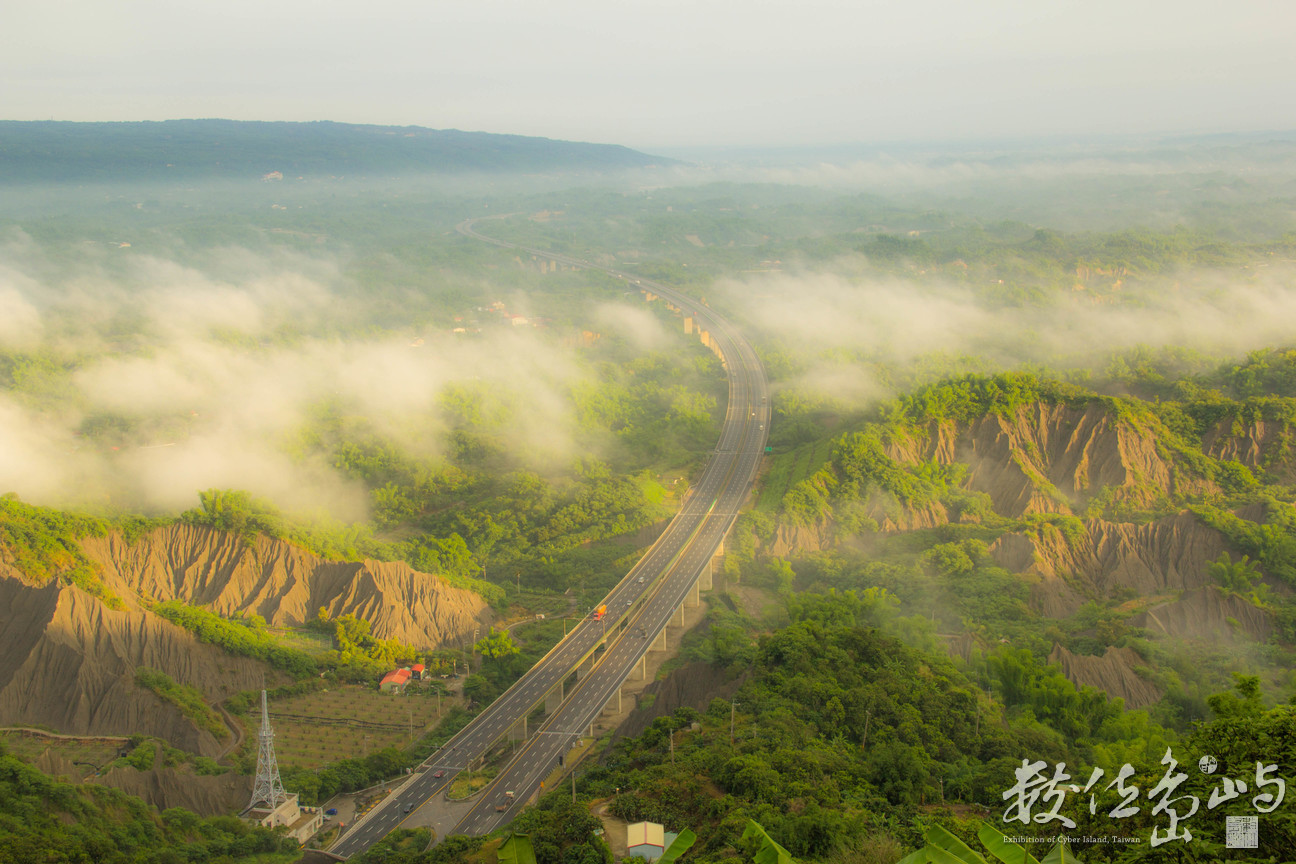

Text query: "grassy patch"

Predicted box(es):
[0, 495, 121, 608]
[134, 668, 228, 739]
[756, 438, 835, 511]
[447, 767, 497, 799]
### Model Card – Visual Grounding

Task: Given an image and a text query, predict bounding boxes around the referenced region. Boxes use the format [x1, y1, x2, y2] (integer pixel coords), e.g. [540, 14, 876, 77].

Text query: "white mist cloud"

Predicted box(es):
[592, 302, 671, 351]
[0, 399, 81, 500]
[722, 270, 995, 362]
[0, 241, 595, 519]
[721, 262, 1296, 404]
[117, 435, 369, 521]
[0, 274, 43, 350]
[76, 356, 207, 416]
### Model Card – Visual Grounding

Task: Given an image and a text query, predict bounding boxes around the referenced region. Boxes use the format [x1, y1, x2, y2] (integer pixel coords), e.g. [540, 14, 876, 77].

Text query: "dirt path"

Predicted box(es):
[0, 726, 128, 744]
[592, 800, 630, 859]
[214, 703, 246, 761]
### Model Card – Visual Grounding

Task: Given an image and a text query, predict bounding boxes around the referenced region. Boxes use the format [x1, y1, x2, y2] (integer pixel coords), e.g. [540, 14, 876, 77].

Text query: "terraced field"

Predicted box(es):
[268, 686, 455, 769]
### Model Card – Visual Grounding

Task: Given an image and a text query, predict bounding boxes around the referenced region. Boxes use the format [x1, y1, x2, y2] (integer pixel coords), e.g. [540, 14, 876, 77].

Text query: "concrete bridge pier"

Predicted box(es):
[545, 684, 564, 715]
[685, 579, 700, 608]
[674, 603, 685, 627]
[511, 716, 528, 741]
[651, 628, 668, 651]
[576, 655, 595, 680]
[604, 689, 621, 715]
[635, 654, 647, 681]
[706, 538, 722, 583]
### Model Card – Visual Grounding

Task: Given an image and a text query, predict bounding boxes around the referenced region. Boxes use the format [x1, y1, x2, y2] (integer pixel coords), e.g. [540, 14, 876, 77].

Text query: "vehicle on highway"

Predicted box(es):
[592, 604, 607, 620]
[404, 802, 415, 813]
[433, 770, 445, 778]
[637, 576, 644, 583]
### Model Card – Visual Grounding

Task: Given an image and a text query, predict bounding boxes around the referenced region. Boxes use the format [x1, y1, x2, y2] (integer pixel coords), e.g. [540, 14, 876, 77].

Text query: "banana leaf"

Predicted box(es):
[498, 833, 537, 864]
[925, 824, 988, 864]
[659, 828, 697, 864]
[742, 819, 796, 864]
[1040, 841, 1080, 864]
[975, 821, 1042, 864]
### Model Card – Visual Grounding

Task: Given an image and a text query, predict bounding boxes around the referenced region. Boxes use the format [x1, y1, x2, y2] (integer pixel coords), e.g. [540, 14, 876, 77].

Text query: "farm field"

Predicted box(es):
[265, 685, 456, 770]
[756, 437, 835, 511]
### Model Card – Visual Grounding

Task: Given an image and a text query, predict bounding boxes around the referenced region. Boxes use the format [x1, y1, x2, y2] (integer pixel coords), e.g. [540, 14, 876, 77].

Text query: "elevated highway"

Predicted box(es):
[330, 217, 767, 857]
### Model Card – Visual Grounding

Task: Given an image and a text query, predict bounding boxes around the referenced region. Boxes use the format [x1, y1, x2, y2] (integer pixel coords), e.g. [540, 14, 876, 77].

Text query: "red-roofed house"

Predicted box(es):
[380, 668, 411, 694]
[411, 664, 426, 680]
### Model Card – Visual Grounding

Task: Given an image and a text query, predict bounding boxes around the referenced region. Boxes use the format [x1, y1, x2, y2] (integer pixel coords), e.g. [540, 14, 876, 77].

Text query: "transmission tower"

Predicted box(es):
[249, 689, 287, 811]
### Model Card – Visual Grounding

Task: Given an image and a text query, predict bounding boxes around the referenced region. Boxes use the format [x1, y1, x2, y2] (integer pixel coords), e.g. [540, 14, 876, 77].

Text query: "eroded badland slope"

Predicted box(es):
[0, 523, 491, 752]
[83, 523, 490, 647]
[763, 389, 1293, 708]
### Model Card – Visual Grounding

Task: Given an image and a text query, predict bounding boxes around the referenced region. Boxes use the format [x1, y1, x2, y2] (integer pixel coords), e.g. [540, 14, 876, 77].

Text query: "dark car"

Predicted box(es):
[433, 770, 445, 779]
[325, 808, 338, 816]
[404, 802, 415, 813]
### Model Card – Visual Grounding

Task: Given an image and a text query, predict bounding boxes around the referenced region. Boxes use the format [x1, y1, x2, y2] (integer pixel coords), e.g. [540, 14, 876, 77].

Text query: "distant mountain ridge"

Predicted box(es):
[0, 119, 670, 181]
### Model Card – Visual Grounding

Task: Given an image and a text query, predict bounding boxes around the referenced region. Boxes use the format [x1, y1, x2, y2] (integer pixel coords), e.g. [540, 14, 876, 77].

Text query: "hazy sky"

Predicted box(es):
[3, 0, 1292, 149]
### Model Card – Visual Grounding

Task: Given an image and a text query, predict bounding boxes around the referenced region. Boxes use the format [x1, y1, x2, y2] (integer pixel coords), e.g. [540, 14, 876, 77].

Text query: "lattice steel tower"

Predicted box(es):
[249, 689, 287, 810]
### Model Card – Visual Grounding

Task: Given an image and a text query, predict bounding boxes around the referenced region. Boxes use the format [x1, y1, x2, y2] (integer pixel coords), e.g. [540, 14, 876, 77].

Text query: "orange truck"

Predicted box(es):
[592, 604, 607, 620]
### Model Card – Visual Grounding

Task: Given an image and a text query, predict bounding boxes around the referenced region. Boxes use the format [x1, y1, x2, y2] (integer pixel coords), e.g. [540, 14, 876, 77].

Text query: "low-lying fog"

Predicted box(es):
[2, 134, 1293, 519]
[0, 228, 642, 519]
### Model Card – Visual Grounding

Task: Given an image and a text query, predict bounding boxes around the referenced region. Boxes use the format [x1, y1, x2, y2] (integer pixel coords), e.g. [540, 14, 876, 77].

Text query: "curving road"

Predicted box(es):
[330, 217, 768, 858]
